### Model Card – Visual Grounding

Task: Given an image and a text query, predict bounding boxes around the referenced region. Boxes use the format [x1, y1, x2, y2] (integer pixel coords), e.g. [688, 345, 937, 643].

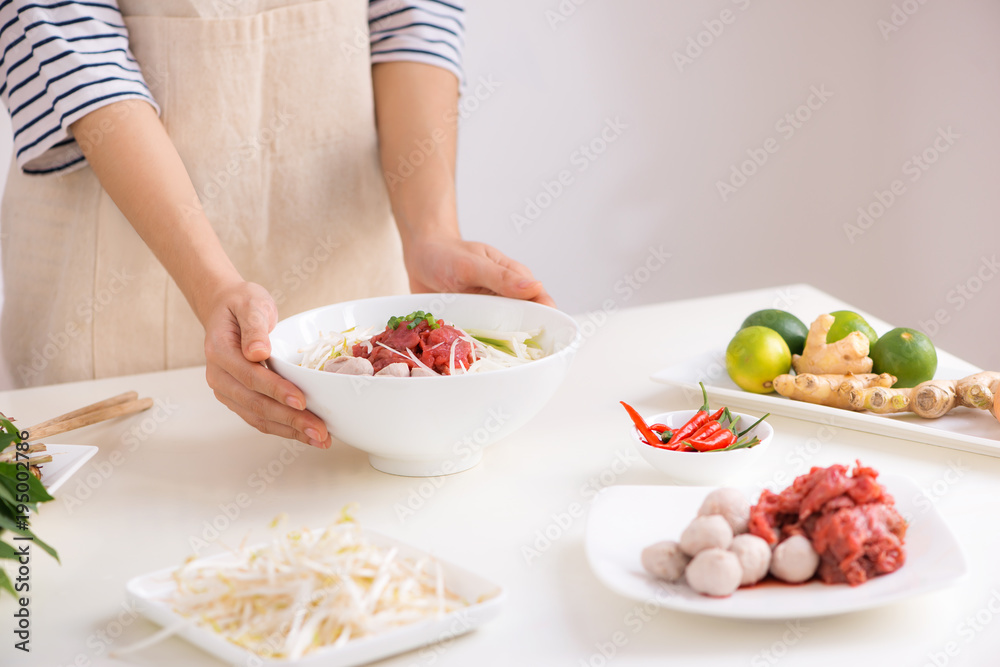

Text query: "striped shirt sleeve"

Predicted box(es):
[0, 0, 157, 175]
[368, 0, 464, 81]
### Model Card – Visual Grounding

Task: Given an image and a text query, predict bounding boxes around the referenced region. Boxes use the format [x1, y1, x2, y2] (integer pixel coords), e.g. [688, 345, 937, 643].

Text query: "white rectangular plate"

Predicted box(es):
[38, 444, 99, 493]
[584, 475, 966, 620]
[126, 529, 505, 666]
[651, 348, 1000, 457]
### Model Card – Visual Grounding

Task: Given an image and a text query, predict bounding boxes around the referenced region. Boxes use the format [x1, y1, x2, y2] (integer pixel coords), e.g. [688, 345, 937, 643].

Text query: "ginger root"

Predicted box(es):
[774, 373, 895, 410]
[849, 373, 1000, 419]
[837, 373, 896, 392]
[994, 387, 1000, 426]
[792, 314, 873, 375]
[912, 380, 960, 418]
[850, 381, 955, 417]
[847, 386, 911, 414]
[955, 372, 1000, 410]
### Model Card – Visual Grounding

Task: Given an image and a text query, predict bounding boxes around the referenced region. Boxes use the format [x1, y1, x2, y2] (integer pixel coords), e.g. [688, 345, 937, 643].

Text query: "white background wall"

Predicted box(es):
[456, 0, 1000, 371]
[1, 0, 998, 390]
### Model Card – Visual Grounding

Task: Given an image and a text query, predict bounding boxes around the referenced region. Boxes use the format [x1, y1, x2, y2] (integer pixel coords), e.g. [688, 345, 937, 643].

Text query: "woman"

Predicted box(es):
[0, 0, 552, 449]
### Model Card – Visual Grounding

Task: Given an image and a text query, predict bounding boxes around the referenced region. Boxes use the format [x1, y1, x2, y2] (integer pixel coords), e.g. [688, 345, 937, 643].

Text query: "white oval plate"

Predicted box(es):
[584, 474, 966, 620]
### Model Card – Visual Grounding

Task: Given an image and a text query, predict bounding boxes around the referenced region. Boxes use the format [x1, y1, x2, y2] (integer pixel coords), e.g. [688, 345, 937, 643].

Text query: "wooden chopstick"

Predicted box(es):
[0, 442, 46, 459]
[25, 391, 137, 435]
[26, 393, 153, 441]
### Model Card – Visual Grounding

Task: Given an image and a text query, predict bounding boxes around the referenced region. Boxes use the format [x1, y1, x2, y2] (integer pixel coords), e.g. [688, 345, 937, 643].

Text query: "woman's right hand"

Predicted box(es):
[69, 102, 327, 446]
[203, 281, 331, 448]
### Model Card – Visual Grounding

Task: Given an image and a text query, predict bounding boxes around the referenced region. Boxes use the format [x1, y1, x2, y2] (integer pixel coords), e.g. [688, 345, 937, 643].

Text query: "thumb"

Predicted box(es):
[235, 296, 277, 363]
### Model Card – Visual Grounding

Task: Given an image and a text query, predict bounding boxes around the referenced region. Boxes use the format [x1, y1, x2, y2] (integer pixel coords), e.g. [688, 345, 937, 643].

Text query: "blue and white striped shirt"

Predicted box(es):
[1, 0, 465, 175]
[369, 0, 464, 78]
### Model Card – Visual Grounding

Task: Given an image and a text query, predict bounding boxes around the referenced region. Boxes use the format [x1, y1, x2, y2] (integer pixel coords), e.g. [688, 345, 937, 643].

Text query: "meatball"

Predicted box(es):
[322, 356, 374, 375]
[374, 362, 410, 377]
[640, 541, 690, 582]
[697, 487, 750, 534]
[685, 548, 743, 597]
[680, 515, 733, 556]
[770, 535, 820, 584]
[729, 534, 771, 586]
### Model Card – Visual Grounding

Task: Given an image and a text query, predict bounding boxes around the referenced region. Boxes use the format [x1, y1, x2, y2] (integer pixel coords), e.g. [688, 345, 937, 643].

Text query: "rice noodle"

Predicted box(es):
[297, 319, 545, 374]
[448, 338, 459, 376]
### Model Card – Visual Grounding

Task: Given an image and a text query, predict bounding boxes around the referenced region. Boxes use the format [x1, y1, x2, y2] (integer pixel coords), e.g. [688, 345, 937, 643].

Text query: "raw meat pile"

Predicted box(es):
[353, 319, 475, 375]
[748, 462, 907, 586]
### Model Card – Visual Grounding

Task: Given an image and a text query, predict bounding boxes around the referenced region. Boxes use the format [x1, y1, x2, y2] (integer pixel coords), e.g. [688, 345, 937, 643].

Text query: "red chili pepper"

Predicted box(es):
[623, 383, 767, 454]
[667, 383, 712, 446]
[666, 416, 709, 446]
[620, 401, 661, 447]
[649, 424, 675, 444]
[687, 420, 723, 441]
[685, 428, 738, 452]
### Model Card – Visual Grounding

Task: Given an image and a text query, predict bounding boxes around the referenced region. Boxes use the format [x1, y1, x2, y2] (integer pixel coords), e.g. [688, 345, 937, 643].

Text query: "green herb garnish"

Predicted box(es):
[387, 311, 440, 331]
[0, 416, 59, 598]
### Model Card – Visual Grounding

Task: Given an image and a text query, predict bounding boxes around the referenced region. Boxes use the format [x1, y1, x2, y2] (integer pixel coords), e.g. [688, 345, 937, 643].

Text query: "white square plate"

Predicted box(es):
[38, 444, 99, 493]
[126, 529, 505, 666]
[584, 474, 967, 620]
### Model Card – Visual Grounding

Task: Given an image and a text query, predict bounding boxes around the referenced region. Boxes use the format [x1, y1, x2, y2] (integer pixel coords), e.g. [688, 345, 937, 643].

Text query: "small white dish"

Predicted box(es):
[629, 409, 773, 485]
[37, 444, 99, 493]
[584, 474, 967, 620]
[126, 528, 505, 666]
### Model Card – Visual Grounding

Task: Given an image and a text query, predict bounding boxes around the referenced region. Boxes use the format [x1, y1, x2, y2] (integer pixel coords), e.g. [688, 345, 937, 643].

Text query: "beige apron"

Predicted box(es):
[1, 0, 408, 387]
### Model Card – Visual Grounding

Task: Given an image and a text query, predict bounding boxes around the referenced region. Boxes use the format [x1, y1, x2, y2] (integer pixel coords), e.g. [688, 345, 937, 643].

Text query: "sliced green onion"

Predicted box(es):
[470, 335, 517, 356]
[387, 311, 440, 330]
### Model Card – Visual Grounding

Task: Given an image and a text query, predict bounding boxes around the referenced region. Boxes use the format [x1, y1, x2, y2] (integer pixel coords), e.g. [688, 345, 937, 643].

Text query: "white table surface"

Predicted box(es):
[2, 283, 1000, 667]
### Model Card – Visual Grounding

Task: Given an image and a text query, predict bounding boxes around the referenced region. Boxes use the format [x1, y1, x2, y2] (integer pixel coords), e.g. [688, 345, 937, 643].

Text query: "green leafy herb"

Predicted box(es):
[0, 419, 59, 597]
[387, 311, 440, 331]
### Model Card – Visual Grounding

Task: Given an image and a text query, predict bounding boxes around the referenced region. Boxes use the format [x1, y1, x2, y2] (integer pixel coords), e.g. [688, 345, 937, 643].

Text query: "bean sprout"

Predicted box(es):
[162, 515, 468, 660]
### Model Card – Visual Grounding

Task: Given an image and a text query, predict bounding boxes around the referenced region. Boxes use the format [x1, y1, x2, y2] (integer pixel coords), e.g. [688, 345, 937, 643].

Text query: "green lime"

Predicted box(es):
[739, 309, 808, 356]
[870, 327, 937, 388]
[726, 326, 792, 394]
[827, 310, 878, 347]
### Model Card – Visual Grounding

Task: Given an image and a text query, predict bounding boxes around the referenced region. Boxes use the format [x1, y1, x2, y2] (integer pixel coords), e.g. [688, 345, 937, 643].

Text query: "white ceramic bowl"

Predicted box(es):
[267, 294, 581, 477]
[629, 409, 774, 485]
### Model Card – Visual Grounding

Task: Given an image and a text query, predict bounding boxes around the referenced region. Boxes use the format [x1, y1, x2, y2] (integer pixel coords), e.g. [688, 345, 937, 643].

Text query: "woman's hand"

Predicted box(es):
[203, 282, 331, 448]
[402, 235, 556, 307]
[71, 103, 328, 446]
[70, 103, 328, 446]
[371, 63, 555, 309]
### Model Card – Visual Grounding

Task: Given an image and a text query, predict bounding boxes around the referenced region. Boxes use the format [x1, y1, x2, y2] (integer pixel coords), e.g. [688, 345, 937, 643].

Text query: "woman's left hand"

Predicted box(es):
[402, 236, 556, 307]
[370, 63, 554, 308]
